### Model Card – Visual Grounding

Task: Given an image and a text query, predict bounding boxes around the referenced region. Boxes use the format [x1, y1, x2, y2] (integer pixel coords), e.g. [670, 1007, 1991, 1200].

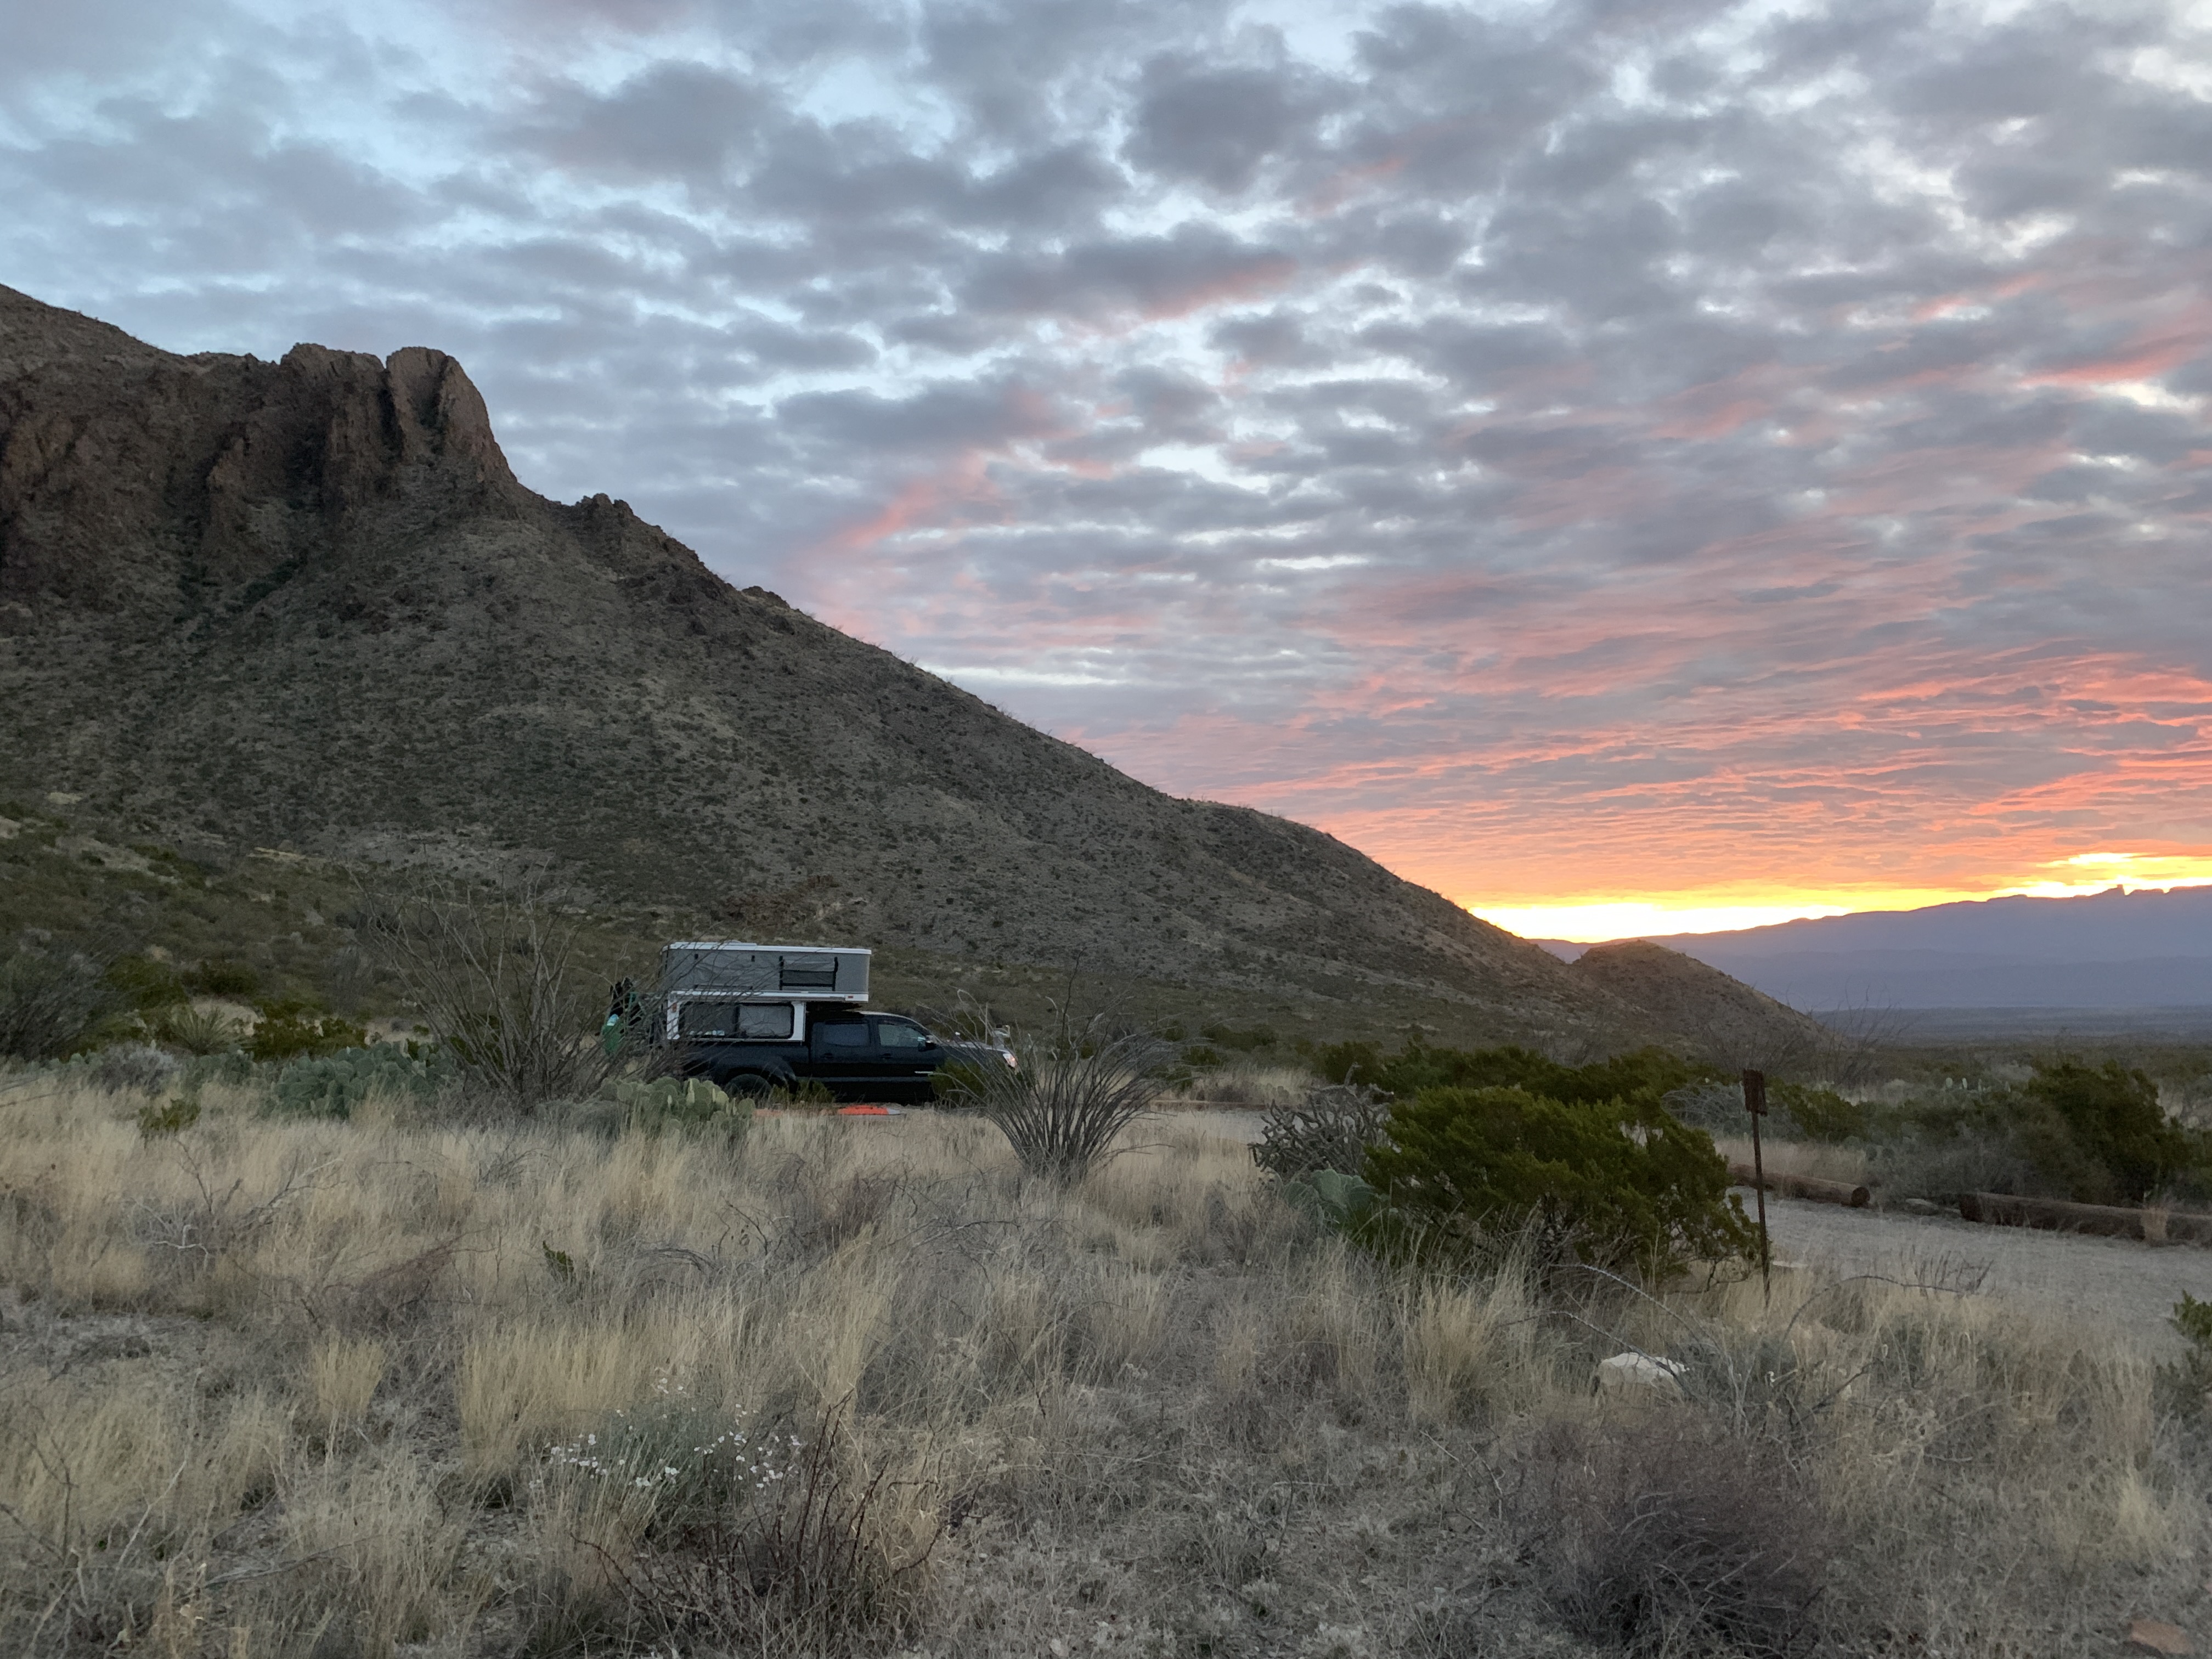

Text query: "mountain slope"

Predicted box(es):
[0, 284, 1638, 1042]
[1571, 941, 1836, 1066]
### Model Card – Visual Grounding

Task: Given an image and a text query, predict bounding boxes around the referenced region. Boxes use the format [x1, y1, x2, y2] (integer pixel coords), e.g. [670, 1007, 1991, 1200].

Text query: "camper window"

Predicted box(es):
[737, 1002, 794, 1039]
[779, 955, 838, 989]
[678, 1001, 733, 1037]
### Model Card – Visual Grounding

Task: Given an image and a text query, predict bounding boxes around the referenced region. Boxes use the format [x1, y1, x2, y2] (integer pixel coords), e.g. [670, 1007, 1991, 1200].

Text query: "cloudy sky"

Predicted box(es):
[7, 0, 2211, 937]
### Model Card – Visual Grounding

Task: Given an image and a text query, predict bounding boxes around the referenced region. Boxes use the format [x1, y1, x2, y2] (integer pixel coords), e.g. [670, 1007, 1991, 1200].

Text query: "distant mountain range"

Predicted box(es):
[1539, 885, 2212, 1013]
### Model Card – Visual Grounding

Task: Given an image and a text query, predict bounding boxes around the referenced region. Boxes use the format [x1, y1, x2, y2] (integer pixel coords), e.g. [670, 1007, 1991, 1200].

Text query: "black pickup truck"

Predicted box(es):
[624, 941, 1016, 1104]
[667, 1000, 1014, 1104]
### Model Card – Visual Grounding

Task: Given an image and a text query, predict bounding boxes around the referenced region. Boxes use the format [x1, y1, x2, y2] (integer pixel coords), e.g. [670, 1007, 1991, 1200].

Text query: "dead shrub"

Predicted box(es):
[361, 876, 622, 1111]
[307, 1236, 459, 1333]
[1513, 1416, 1827, 1656]
[606, 1405, 940, 1649]
[782, 1161, 910, 1256]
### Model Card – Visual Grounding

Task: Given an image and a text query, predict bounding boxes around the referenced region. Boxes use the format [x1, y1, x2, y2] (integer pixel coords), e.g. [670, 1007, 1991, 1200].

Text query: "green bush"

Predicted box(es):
[248, 998, 366, 1063]
[1888, 1059, 2199, 1205]
[1772, 1082, 1871, 1144]
[272, 1045, 447, 1119]
[105, 953, 187, 1012]
[2161, 1293, 2212, 1415]
[1375, 1042, 1709, 1107]
[1363, 1085, 1754, 1276]
[1312, 1039, 1384, 1086]
[2022, 1058, 2191, 1205]
[1200, 1023, 1277, 1052]
[185, 959, 261, 997]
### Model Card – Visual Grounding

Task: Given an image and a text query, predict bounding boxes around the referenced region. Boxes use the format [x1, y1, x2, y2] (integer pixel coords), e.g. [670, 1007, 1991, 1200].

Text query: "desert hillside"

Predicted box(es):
[1573, 940, 1836, 1067]
[0, 284, 1663, 1043]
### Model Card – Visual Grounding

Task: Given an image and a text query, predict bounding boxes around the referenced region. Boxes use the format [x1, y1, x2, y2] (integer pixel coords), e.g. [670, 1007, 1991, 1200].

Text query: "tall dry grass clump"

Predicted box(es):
[0, 1064, 2205, 1656]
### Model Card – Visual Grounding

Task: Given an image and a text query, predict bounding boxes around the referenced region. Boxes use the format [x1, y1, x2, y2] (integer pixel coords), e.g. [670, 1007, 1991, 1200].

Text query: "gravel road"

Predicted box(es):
[1754, 1194, 2212, 1344]
[1168, 1109, 2212, 1345]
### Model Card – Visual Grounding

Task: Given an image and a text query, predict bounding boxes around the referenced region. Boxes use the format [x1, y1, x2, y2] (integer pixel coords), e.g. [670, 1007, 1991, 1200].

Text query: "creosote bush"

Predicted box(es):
[1365, 1085, 1754, 1273]
[2021, 1057, 2193, 1204]
[245, 997, 365, 1063]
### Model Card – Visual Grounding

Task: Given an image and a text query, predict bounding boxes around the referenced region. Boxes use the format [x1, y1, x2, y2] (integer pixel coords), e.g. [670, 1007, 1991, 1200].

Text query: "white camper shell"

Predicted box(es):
[659, 941, 871, 1045]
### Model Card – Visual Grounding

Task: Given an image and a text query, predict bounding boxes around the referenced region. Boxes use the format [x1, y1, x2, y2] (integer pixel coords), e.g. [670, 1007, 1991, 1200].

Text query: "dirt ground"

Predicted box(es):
[1756, 1194, 2212, 1346]
[1178, 1109, 2212, 1347]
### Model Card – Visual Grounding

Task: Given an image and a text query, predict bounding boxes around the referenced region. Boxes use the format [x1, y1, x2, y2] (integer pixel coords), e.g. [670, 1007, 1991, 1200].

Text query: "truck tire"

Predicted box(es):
[721, 1071, 777, 1099]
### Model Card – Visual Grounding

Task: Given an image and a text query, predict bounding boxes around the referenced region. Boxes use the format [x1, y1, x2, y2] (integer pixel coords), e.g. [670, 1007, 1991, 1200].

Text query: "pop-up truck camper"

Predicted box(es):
[639, 941, 1014, 1103]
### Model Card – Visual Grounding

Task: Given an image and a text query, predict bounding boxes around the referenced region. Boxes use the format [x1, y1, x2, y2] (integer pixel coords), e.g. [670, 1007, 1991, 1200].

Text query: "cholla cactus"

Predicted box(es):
[1252, 1082, 1389, 1182]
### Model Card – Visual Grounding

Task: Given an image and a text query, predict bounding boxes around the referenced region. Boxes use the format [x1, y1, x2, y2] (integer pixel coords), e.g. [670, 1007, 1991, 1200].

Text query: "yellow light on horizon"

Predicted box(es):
[1468, 864, 2212, 945]
[1468, 900, 1855, 943]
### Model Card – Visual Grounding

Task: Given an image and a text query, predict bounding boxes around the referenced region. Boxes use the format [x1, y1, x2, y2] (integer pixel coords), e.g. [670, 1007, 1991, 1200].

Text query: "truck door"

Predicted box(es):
[808, 1014, 873, 1089]
[868, 1017, 942, 1090]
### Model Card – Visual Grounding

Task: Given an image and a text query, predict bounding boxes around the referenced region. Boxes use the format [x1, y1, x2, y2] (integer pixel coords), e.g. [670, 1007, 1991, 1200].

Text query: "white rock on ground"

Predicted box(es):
[1596, 1351, 1688, 1398]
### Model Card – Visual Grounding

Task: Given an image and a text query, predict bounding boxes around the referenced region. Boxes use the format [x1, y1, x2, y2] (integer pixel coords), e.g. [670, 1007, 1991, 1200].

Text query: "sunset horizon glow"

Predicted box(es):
[1463, 854, 2212, 944]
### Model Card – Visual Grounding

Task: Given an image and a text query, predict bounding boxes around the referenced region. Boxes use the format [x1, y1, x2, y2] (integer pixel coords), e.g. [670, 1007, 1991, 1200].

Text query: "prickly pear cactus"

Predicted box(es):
[272, 1045, 444, 1119]
[603, 1076, 753, 1139]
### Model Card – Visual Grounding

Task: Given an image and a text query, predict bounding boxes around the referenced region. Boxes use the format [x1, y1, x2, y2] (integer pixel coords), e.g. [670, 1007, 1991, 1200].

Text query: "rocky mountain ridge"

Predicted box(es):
[0, 284, 1807, 1052]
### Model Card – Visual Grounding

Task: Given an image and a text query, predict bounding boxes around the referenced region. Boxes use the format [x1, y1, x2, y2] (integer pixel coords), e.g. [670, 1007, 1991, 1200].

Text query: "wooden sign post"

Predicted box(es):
[1742, 1068, 1772, 1305]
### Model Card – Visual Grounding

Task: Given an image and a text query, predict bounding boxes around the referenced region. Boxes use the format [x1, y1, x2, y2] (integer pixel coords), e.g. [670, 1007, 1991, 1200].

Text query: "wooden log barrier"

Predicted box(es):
[1957, 1192, 2212, 1244]
[1728, 1163, 1871, 1208]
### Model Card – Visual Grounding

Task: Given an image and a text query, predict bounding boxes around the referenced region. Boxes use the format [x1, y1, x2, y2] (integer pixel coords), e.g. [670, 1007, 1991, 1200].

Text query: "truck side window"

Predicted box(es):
[816, 1022, 869, 1048]
[874, 1020, 930, 1050]
[737, 1002, 793, 1039]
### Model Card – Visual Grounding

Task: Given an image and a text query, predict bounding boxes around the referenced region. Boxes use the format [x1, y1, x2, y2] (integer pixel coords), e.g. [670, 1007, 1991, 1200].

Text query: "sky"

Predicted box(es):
[5, 0, 2211, 940]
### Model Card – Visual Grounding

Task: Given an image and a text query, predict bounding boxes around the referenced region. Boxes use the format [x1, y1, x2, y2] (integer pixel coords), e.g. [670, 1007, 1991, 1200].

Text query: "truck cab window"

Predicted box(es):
[816, 1022, 870, 1048]
[873, 1019, 930, 1049]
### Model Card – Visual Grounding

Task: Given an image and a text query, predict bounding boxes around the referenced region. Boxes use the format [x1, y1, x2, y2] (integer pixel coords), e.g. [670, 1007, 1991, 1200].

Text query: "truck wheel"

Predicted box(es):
[724, 1073, 775, 1100]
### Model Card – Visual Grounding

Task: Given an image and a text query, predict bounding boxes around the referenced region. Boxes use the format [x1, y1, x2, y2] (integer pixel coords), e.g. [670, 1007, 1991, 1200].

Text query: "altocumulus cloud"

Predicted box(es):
[4, 0, 2211, 915]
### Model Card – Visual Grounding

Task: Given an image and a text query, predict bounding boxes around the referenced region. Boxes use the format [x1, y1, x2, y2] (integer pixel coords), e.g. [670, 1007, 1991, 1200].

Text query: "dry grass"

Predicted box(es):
[1157, 1062, 1313, 1109]
[1, 1068, 2206, 1657]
